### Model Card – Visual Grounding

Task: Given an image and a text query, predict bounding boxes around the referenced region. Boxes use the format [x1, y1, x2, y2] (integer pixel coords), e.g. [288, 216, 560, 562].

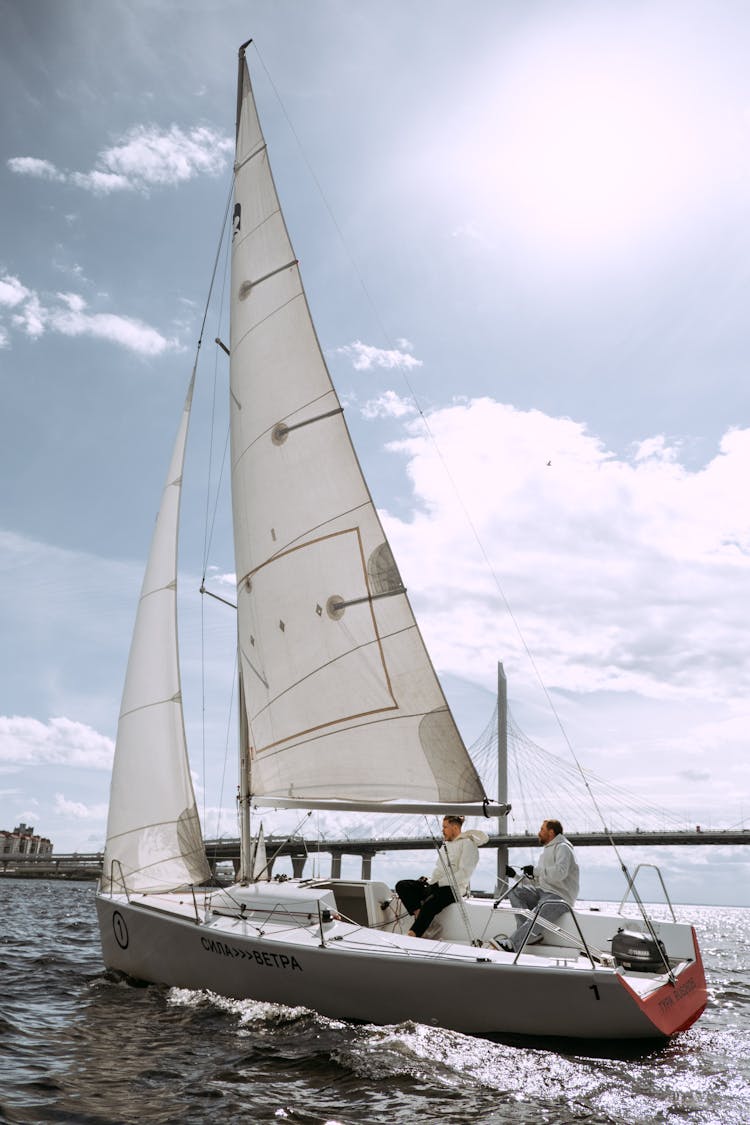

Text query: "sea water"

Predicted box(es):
[0, 880, 748, 1124]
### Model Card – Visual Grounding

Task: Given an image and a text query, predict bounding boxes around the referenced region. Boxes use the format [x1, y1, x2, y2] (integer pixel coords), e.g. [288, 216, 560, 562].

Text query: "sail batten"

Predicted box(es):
[118, 693, 182, 721]
[230, 58, 487, 809]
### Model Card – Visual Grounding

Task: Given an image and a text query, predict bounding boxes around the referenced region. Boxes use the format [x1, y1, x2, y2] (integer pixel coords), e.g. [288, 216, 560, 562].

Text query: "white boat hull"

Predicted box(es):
[96, 883, 706, 1041]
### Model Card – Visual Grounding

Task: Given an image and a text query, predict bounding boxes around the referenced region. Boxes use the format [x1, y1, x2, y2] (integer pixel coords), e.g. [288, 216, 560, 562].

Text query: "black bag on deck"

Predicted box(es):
[611, 929, 668, 973]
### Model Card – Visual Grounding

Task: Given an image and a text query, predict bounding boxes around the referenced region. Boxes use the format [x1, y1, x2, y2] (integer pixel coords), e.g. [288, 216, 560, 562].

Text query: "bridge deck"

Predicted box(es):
[1, 830, 747, 882]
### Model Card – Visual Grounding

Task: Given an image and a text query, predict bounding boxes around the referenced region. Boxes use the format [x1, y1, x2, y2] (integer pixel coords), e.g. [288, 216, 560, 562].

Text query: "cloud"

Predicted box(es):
[633, 435, 680, 463]
[0, 273, 31, 308]
[0, 716, 114, 770]
[95, 124, 232, 188]
[380, 397, 750, 711]
[12, 292, 46, 338]
[0, 272, 179, 356]
[678, 769, 712, 783]
[6, 156, 65, 181]
[451, 221, 490, 247]
[71, 170, 131, 194]
[361, 390, 418, 419]
[8, 124, 233, 195]
[50, 291, 179, 356]
[54, 793, 109, 820]
[211, 570, 238, 588]
[52, 259, 88, 283]
[336, 339, 423, 372]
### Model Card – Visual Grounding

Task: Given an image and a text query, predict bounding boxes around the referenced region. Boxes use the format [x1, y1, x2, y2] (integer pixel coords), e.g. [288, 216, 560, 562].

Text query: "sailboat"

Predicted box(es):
[96, 41, 707, 1041]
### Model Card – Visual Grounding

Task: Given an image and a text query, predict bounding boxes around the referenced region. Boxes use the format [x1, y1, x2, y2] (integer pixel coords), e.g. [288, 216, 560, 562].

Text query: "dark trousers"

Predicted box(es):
[396, 879, 456, 937]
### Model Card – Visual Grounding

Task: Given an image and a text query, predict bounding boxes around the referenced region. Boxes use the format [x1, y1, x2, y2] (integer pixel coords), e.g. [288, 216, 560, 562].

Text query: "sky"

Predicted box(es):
[1, 0, 749, 906]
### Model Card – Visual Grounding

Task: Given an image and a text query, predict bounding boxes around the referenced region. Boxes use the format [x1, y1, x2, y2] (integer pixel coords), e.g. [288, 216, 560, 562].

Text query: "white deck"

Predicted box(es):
[104, 878, 692, 993]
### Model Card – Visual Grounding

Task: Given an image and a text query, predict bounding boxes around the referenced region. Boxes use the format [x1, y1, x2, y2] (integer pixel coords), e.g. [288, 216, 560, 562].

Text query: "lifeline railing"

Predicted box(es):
[617, 863, 677, 922]
[107, 859, 130, 902]
[505, 896, 603, 968]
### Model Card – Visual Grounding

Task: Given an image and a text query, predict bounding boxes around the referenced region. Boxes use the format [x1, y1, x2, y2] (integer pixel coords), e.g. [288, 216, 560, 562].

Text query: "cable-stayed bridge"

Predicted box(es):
[2, 824, 747, 884]
[4, 667, 745, 882]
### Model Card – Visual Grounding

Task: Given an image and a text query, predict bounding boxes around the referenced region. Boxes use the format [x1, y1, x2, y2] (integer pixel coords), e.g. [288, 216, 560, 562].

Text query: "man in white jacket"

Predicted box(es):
[500, 819, 579, 952]
[396, 816, 488, 938]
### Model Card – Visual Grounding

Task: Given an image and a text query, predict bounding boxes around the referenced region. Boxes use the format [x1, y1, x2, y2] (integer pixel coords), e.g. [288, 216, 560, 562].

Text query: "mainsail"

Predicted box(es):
[230, 48, 487, 811]
[101, 375, 210, 892]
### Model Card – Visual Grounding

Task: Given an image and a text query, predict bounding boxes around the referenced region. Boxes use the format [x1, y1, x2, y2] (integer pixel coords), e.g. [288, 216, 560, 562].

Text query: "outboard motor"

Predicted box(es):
[611, 929, 668, 973]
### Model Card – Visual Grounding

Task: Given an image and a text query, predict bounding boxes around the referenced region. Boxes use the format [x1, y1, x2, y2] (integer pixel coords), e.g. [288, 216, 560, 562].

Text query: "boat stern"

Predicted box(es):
[616, 926, 707, 1037]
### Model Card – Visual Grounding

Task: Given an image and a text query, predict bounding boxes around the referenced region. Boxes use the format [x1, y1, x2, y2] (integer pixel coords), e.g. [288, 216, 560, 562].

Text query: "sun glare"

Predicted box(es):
[452, 12, 743, 275]
[501, 67, 699, 250]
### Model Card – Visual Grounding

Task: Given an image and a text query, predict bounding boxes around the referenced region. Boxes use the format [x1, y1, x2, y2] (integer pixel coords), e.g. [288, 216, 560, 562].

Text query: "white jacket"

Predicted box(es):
[531, 833, 579, 907]
[430, 829, 488, 895]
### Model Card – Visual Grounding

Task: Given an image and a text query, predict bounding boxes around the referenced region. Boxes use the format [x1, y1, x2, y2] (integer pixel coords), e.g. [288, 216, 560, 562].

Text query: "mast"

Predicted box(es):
[235, 37, 254, 886]
[236, 38, 253, 136]
[496, 662, 509, 887]
[237, 665, 253, 884]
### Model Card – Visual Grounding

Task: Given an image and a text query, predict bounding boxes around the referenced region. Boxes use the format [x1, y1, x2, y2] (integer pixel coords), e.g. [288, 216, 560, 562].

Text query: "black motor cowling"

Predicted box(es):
[611, 929, 668, 973]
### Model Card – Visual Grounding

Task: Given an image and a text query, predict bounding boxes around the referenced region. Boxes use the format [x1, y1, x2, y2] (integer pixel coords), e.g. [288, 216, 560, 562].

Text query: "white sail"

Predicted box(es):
[251, 824, 269, 882]
[229, 55, 486, 810]
[101, 375, 210, 892]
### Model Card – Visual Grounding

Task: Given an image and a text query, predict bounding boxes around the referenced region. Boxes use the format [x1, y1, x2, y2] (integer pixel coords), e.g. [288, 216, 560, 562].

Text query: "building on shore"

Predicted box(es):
[1, 823, 53, 857]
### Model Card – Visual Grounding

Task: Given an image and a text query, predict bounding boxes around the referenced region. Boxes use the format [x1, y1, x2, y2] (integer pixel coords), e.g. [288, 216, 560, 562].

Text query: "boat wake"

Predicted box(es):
[167, 985, 319, 1027]
[163, 983, 750, 1124]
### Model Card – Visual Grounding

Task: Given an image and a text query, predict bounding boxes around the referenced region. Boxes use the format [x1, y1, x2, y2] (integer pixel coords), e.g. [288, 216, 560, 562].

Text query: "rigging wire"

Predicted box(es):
[249, 44, 661, 931]
[222, 50, 681, 967]
[201, 181, 234, 581]
[211, 644, 238, 842]
[245, 48, 543, 743]
[470, 704, 688, 835]
[194, 177, 235, 363]
[197, 178, 234, 829]
[420, 816, 479, 946]
[251, 44, 372, 309]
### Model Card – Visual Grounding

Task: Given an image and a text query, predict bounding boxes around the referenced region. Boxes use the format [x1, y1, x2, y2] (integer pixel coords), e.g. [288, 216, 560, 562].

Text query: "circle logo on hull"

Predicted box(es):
[112, 910, 129, 949]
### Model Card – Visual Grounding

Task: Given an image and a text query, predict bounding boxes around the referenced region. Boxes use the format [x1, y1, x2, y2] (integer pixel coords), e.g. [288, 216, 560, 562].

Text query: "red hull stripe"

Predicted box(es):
[617, 926, 707, 1036]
